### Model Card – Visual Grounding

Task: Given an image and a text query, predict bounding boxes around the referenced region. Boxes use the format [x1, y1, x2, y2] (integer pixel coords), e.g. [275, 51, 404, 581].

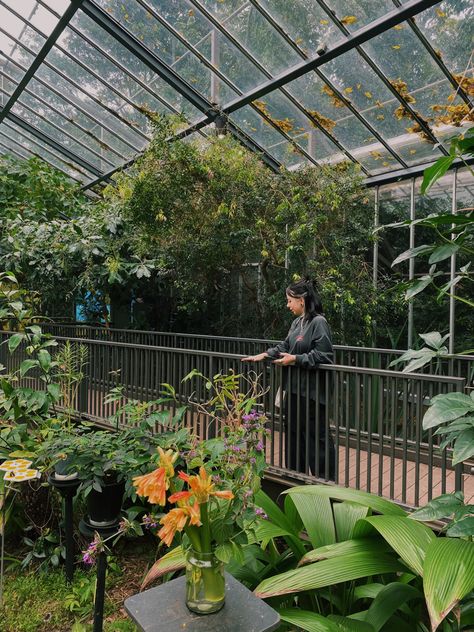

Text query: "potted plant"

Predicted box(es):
[37, 420, 191, 527]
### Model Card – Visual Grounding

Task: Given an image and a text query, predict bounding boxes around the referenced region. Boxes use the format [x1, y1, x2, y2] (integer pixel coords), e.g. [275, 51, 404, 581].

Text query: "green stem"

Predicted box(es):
[185, 525, 202, 553]
[200, 501, 212, 552]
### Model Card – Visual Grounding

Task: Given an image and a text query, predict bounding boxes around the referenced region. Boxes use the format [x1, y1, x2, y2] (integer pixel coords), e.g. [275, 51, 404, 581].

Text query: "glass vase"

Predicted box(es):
[185, 548, 225, 614]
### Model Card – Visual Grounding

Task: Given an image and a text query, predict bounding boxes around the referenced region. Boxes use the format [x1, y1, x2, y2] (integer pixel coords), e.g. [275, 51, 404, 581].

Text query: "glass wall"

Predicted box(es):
[375, 168, 472, 353]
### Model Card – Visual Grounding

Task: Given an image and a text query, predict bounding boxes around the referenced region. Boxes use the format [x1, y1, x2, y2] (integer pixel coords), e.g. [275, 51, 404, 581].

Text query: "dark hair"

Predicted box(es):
[286, 278, 324, 321]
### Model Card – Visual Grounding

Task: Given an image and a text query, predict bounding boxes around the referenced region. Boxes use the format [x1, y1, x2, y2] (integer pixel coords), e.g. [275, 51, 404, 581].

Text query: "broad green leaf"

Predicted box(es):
[328, 615, 374, 631]
[452, 428, 474, 465]
[402, 352, 437, 373]
[140, 546, 185, 590]
[254, 520, 293, 549]
[391, 245, 433, 267]
[354, 584, 385, 601]
[19, 359, 38, 377]
[8, 333, 24, 353]
[363, 516, 435, 576]
[278, 608, 340, 632]
[419, 332, 449, 350]
[289, 492, 336, 548]
[410, 492, 464, 522]
[26, 325, 42, 336]
[423, 393, 474, 429]
[299, 538, 390, 566]
[421, 156, 454, 194]
[428, 243, 459, 264]
[364, 582, 421, 631]
[47, 383, 61, 401]
[254, 552, 403, 598]
[255, 490, 306, 558]
[424, 538, 474, 631]
[37, 349, 51, 370]
[284, 485, 406, 516]
[405, 276, 433, 300]
[333, 501, 370, 541]
[446, 516, 474, 538]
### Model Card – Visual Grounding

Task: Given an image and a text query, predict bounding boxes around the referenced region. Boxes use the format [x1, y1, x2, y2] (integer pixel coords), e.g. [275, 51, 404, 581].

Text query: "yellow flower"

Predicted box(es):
[157, 502, 201, 546]
[177, 467, 234, 504]
[157, 447, 178, 477]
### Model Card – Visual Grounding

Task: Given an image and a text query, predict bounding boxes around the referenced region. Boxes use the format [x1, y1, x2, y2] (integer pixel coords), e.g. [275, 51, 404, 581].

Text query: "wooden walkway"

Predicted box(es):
[265, 435, 474, 508]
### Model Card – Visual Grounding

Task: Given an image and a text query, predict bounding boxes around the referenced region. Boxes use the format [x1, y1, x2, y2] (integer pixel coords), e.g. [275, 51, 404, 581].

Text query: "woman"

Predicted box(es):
[242, 279, 335, 479]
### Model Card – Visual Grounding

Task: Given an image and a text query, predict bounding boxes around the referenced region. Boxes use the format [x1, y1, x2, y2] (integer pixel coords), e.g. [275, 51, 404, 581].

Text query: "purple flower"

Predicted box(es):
[250, 457, 256, 464]
[81, 533, 102, 565]
[244, 489, 253, 498]
[256, 441, 264, 452]
[143, 514, 159, 529]
[242, 411, 259, 422]
[255, 508, 268, 520]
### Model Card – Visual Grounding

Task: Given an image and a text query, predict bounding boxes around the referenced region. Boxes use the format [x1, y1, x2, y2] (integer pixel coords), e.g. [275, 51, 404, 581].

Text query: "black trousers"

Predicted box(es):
[285, 394, 336, 480]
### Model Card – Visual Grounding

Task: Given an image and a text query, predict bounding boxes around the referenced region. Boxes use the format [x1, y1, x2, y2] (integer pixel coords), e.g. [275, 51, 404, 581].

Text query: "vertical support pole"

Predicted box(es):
[210, 29, 219, 104]
[448, 169, 457, 355]
[93, 551, 107, 632]
[64, 491, 75, 583]
[407, 179, 416, 348]
[308, 129, 316, 159]
[372, 187, 380, 346]
[373, 186, 379, 289]
[0, 485, 6, 608]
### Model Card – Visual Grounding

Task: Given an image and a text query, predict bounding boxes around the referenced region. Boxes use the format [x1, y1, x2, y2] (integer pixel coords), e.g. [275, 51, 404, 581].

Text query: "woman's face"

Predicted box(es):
[286, 293, 305, 316]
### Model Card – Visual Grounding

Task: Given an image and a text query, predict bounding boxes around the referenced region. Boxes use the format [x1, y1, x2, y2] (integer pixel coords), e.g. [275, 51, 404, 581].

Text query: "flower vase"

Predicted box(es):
[185, 548, 225, 614]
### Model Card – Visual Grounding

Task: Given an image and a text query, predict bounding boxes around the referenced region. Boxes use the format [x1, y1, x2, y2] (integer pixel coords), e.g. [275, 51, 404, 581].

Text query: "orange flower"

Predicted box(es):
[157, 501, 201, 546]
[133, 467, 168, 506]
[177, 467, 234, 504]
[157, 447, 178, 477]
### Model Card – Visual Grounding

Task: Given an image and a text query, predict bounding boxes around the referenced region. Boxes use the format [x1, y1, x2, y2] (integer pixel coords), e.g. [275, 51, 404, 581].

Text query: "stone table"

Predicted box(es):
[124, 573, 280, 632]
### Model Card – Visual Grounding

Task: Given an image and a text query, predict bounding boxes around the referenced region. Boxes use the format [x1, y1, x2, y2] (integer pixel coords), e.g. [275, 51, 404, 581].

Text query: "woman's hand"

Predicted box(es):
[241, 352, 268, 362]
[273, 352, 296, 366]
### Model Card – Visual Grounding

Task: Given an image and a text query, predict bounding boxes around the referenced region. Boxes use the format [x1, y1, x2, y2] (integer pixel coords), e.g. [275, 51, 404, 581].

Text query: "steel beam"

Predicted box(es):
[364, 155, 474, 187]
[0, 0, 84, 125]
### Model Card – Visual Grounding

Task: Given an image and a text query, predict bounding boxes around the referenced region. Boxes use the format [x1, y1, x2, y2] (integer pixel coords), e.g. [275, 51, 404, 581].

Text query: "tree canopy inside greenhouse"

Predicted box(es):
[0, 0, 473, 192]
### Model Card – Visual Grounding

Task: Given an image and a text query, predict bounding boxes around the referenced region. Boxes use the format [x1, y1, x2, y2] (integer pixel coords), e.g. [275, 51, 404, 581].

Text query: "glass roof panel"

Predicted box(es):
[186, 0, 301, 75]
[0, 118, 94, 181]
[318, 48, 446, 166]
[414, 1, 474, 98]
[92, 0, 237, 103]
[252, 0, 339, 57]
[361, 19, 466, 124]
[10, 100, 117, 171]
[325, 0, 396, 30]
[70, 10, 204, 121]
[24, 75, 142, 158]
[14, 89, 127, 166]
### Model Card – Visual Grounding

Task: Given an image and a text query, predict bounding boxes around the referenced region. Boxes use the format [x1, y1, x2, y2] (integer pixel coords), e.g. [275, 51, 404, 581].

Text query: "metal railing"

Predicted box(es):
[37, 323, 474, 385]
[1, 331, 467, 508]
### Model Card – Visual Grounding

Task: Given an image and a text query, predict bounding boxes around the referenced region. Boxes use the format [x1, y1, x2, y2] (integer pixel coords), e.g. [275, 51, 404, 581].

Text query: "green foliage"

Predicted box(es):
[0, 118, 386, 343]
[249, 485, 474, 631]
[0, 155, 85, 222]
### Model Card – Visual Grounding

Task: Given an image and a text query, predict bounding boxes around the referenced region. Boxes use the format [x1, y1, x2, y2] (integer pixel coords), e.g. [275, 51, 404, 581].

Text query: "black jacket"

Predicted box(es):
[266, 314, 333, 401]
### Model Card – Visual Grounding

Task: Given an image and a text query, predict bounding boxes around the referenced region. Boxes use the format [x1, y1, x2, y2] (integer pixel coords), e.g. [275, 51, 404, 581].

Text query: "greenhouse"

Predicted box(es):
[0, 0, 473, 630]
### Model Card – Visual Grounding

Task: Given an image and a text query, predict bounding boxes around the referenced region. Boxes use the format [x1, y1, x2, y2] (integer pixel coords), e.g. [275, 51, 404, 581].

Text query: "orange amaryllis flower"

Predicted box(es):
[157, 501, 201, 546]
[133, 467, 168, 506]
[175, 467, 234, 504]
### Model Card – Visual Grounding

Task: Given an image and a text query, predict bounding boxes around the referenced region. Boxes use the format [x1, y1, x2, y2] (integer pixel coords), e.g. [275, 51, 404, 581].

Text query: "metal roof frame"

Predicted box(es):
[0, 0, 470, 189]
